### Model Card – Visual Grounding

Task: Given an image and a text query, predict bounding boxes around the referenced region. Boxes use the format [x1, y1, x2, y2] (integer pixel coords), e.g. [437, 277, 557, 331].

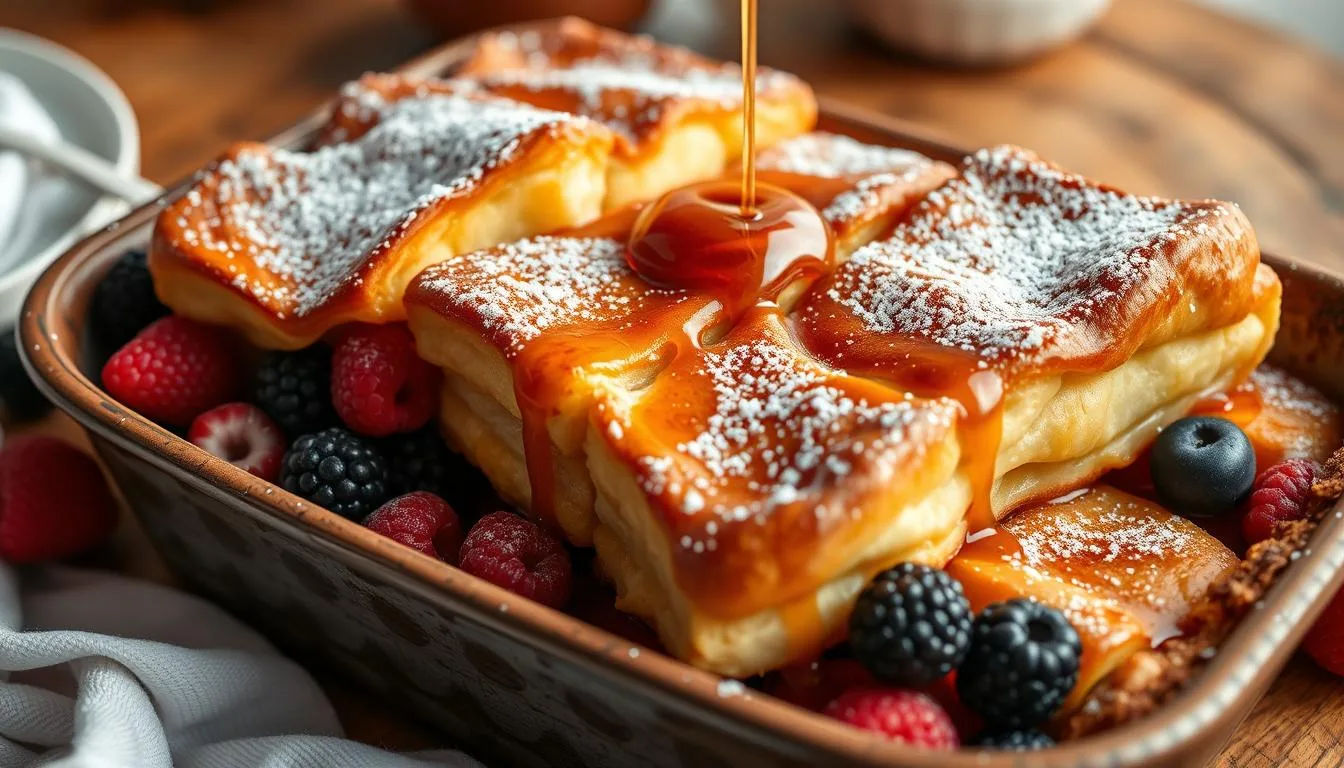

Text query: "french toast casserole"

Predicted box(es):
[100, 18, 1342, 751]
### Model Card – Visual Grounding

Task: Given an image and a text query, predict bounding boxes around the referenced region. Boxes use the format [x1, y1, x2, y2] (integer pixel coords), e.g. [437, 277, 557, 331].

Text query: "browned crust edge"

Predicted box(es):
[1059, 446, 1344, 740]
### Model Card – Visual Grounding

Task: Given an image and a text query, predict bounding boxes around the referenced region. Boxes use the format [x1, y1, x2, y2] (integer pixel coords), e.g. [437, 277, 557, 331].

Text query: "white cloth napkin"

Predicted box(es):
[0, 72, 68, 276]
[0, 563, 483, 768]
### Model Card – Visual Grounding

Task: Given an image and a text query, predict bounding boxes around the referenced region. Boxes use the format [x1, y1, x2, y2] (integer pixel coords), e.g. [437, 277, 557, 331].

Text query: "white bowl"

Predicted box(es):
[0, 30, 139, 328]
[847, 0, 1112, 65]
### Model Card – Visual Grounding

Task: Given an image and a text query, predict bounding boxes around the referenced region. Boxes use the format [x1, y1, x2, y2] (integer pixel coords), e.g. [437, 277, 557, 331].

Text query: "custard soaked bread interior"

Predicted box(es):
[405, 144, 1279, 676]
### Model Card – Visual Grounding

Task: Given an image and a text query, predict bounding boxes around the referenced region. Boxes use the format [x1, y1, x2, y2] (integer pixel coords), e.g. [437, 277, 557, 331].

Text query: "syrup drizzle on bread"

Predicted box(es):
[805, 146, 1255, 370]
[146, 22, 1295, 692]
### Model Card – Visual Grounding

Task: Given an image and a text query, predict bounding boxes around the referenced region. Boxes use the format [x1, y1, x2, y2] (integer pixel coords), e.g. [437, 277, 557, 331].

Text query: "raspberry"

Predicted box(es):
[459, 511, 572, 608]
[969, 729, 1055, 750]
[0, 436, 119, 563]
[364, 492, 462, 563]
[849, 563, 973, 686]
[90, 249, 169, 355]
[1242, 459, 1316, 545]
[253, 346, 337, 438]
[1303, 586, 1344, 677]
[824, 688, 959, 749]
[101, 316, 238, 427]
[280, 427, 389, 521]
[188, 403, 286, 482]
[331, 324, 438, 437]
[956, 599, 1081, 730]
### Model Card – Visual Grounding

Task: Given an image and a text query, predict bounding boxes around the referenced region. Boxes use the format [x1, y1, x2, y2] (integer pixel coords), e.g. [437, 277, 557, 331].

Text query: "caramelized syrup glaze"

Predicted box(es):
[1191, 379, 1264, 424]
[400, 16, 1273, 665]
[948, 487, 1238, 708]
[626, 181, 832, 315]
[409, 141, 1271, 655]
[796, 307, 1005, 532]
[757, 172, 864, 214]
[598, 305, 958, 619]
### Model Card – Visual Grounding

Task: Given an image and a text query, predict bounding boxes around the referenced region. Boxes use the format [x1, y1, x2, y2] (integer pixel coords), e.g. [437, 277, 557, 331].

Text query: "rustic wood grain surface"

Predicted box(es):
[4, 0, 1342, 765]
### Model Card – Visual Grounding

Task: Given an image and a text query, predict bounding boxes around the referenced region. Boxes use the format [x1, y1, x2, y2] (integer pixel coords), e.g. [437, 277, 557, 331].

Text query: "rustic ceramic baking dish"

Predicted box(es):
[18, 23, 1344, 768]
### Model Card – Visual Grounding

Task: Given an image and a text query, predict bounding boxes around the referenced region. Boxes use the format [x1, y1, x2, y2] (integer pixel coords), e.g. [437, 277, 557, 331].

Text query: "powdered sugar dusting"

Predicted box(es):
[413, 236, 690, 356]
[464, 24, 801, 144]
[1251, 366, 1337, 420]
[823, 172, 904, 224]
[817, 145, 1227, 367]
[474, 62, 788, 143]
[957, 488, 1236, 652]
[758, 132, 933, 179]
[1017, 498, 1196, 567]
[614, 334, 954, 545]
[179, 92, 582, 317]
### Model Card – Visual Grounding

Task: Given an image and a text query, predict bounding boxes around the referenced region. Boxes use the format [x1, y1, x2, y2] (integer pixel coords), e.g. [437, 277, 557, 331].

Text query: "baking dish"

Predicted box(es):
[18, 22, 1344, 768]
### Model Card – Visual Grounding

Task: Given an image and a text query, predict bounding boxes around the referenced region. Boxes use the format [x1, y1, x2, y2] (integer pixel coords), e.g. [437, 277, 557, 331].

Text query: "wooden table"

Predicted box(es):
[4, 0, 1342, 764]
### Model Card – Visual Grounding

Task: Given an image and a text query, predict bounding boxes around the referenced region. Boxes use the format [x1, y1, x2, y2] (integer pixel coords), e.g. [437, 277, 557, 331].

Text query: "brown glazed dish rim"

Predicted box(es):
[18, 20, 1344, 767]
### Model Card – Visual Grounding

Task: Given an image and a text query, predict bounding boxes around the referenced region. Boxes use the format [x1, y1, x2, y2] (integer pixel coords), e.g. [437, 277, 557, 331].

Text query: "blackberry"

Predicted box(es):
[380, 427, 472, 498]
[281, 427, 389, 521]
[0, 328, 49, 422]
[848, 562, 973, 686]
[254, 346, 337, 437]
[956, 599, 1081, 730]
[970, 729, 1055, 751]
[90, 249, 169, 354]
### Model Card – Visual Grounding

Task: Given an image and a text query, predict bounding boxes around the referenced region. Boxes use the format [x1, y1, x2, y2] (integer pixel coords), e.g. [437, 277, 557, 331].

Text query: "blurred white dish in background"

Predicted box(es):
[0, 30, 138, 327]
[847, 0, 1112, 65]
[0, 73, 66, 278]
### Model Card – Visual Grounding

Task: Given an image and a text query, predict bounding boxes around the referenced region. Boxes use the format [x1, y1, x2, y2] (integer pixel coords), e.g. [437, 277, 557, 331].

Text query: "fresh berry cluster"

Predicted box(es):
[93, 252, 448, 514]
[361, 497, 572, 608]
[834, 563, 1079, 750]
[88, 249, 574, 611]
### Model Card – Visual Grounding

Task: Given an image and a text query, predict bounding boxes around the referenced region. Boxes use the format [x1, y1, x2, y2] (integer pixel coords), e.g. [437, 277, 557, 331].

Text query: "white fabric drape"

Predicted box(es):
[0, 564, 482, 768]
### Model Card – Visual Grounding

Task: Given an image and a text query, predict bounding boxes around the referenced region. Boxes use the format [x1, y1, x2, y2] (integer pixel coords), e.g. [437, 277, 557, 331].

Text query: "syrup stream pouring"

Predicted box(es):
[739, 0, 757, 216]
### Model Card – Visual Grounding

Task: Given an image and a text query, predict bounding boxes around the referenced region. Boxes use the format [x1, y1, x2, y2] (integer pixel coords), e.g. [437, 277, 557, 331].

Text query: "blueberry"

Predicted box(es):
[1150, 416, 1256, 517]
